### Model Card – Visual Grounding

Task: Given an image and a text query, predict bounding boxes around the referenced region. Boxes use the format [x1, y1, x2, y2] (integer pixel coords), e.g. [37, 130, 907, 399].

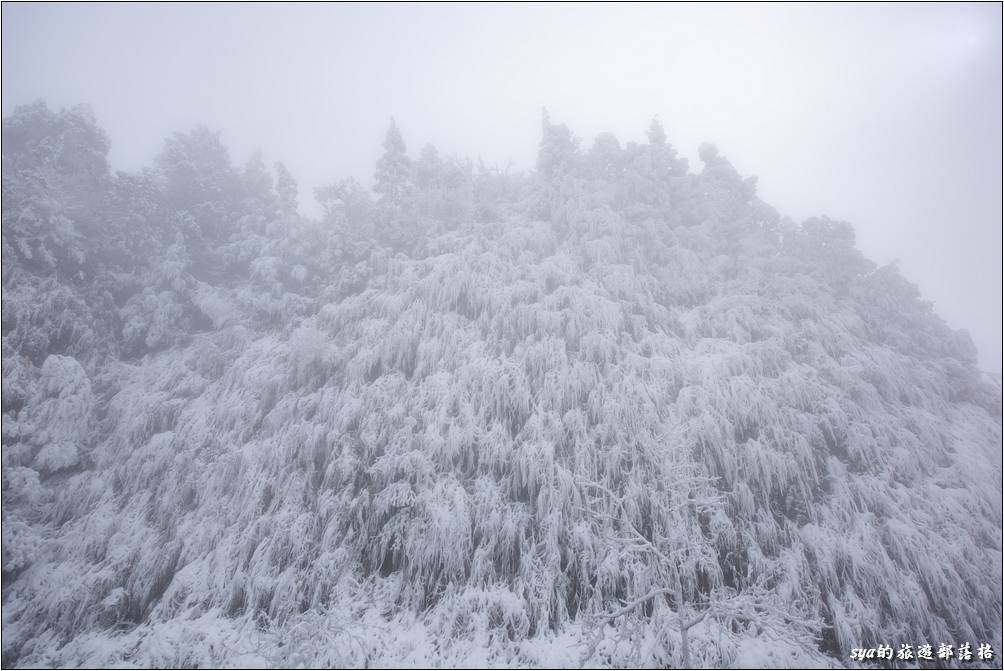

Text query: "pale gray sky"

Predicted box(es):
[2, 2, 1001, 371]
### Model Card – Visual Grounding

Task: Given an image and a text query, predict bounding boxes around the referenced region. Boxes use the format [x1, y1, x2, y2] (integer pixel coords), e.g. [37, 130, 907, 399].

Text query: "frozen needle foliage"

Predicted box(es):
[2, 104, 1000, 668]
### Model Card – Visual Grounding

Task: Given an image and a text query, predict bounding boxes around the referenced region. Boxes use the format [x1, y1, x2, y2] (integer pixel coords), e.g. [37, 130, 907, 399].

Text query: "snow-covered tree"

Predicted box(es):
[372, 120, 419, 251]
[2, 105, 999, 670]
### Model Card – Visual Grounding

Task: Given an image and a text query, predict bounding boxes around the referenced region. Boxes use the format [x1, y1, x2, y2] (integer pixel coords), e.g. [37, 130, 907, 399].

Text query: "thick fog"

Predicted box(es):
[2, 2, 1000, 370]
[3, 5, 1003, 669]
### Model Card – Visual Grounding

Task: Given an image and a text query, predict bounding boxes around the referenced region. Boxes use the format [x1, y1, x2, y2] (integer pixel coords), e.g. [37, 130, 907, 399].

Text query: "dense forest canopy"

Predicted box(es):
[1, 101, 1000, 668]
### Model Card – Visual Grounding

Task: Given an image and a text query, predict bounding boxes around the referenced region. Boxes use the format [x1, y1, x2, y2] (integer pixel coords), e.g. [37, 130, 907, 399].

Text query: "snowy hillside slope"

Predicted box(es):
[2, 103, 1001, 668]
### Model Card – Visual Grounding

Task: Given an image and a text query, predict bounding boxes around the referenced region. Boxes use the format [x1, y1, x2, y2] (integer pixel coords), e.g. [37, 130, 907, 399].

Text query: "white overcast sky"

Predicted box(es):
[2, 2, 1001, 371]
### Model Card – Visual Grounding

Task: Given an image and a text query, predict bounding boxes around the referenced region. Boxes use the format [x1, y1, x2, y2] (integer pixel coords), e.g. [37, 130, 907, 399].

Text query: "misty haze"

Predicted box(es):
[1, 3, 1001, 669]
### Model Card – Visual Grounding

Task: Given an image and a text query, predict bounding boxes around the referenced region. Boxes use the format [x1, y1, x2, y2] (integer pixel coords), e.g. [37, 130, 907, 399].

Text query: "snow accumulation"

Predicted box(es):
[2, 105, 1000, 668]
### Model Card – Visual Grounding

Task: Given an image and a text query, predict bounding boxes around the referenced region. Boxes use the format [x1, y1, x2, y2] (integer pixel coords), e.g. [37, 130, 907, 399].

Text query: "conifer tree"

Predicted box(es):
[374, 119, 412, 205]
[274, 161, 299, 216]
[536, 108, 579, 181]
[373, 119, 417, 250]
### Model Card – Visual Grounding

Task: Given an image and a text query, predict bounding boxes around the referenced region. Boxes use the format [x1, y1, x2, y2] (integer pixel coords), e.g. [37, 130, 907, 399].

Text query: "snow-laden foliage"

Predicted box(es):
[2, 103, 1000, 668]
